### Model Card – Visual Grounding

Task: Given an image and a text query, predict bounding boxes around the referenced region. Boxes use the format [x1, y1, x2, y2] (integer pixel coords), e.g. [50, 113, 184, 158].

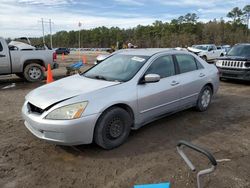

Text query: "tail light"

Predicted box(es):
[53, 52, 57, 62]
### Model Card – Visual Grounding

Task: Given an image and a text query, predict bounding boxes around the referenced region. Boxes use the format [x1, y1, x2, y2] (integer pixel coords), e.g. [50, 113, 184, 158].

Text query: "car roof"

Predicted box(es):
[115, 48, 186, 56]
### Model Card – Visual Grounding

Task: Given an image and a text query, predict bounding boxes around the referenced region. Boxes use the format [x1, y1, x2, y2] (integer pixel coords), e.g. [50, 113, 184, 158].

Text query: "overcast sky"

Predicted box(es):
[0, 0, 249, 38]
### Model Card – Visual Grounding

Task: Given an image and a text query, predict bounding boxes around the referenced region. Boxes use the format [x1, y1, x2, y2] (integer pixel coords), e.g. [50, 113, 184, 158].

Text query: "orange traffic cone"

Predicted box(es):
[62, 53, 65, 61]
[82, 55, 87, 64]
[46, 64, 54, 84]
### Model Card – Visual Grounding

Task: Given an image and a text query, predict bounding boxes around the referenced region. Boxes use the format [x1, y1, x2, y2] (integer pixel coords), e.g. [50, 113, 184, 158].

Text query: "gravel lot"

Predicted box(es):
[0, 53, 250, 188]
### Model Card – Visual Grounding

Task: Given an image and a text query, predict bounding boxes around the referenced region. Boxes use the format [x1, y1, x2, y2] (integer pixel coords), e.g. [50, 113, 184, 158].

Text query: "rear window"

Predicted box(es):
[0, 42, 3, 52]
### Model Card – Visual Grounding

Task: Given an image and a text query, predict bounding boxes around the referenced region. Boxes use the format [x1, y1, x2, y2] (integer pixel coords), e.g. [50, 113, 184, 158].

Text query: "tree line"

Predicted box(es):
[30, 5, 250, 48]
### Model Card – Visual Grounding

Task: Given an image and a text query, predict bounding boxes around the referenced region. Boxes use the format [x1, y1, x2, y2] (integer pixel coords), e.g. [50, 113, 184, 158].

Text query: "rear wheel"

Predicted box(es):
[23, 63, 44, 82]
[94, 107, 132, 150]
[196, 86, 212, 112]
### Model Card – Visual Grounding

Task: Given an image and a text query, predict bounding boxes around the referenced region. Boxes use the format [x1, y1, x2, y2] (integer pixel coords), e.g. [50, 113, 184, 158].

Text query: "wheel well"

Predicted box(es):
[204, 83, 214, 94]
[100, 103, 135, 124]
[23, 59, 45, 71]
[110, 104, 134, 120]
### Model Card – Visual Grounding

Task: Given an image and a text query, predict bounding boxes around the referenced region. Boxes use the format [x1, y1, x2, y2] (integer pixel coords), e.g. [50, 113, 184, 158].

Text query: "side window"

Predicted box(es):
[208, 46, 213, 51]
[145, 55, 175, 78]
[176, 54, 198, 73]
[0, 42, 3, 52]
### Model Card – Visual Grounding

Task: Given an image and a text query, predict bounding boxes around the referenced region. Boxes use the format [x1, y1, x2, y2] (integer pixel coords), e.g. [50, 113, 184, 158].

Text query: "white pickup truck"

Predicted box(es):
[0, 37, 58, 82]
[187, 44, 225, 62]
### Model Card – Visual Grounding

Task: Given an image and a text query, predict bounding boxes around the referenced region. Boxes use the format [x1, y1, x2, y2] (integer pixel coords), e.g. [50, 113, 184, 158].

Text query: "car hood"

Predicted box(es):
[187, 47, 204, 53]
[217, 56, 250, 61]
[26, 74, 120, 109]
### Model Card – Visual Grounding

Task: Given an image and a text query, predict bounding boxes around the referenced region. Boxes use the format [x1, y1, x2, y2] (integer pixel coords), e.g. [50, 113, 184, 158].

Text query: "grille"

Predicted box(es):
[28, 102, 44, 114]
[220, 60, 245, 68]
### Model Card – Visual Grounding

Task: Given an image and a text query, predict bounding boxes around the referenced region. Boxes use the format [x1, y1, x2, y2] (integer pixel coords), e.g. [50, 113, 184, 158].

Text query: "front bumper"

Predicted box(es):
[218, 68, 250, 81]
[22, 103, 100, 145]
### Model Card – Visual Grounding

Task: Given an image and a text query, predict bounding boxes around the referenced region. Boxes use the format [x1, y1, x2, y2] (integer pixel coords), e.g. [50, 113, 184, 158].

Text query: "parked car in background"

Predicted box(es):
[216, 43, 250, 81]
[0, 37, 58, 82]
[55, 47, 70, 55]
[22, 48, 219, 149]
[187, 44, 224, 61]
[217, 45, 231, 55]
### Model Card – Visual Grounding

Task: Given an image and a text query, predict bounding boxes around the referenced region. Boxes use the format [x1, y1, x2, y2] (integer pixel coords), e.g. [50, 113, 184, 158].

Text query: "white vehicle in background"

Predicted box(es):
[187, 44, 225, 62]
[0, 37, 58, 82]
[217, 45, 231, 55]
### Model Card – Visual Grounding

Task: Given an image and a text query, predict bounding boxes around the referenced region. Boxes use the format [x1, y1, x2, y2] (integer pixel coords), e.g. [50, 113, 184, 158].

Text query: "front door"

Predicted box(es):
[137, 55, 181, 124]
[0, 41, 11, 74]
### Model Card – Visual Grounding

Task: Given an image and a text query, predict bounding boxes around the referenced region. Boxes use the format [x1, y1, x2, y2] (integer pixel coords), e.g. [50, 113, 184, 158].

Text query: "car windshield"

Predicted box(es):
[227, 45, 250, 57]
[193, 45, 208, 50]
[83, 54, 149, 82]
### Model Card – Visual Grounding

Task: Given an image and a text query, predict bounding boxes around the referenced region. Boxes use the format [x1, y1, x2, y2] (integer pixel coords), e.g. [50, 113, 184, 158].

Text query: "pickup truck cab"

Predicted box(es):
[0, 37, 58, 82]
[187, 44, 224, 61]
[216, 43, 250, 81]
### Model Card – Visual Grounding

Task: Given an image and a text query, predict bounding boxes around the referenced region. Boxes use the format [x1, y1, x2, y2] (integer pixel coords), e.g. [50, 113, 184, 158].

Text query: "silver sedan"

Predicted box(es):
[22, 49, 219, 149]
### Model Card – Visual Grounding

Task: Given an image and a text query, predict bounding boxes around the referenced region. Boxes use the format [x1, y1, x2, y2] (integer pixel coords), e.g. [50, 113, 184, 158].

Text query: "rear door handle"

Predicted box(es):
[0, 54, 6, 57]
[199, 73, 205, 77]
[171, 81, 179, 86]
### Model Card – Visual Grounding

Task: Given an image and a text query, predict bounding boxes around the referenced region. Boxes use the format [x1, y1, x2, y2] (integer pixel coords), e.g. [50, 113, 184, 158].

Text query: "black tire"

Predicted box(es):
[23, 63, 45, 82]
[94, 107, 132, 150]
[202, 55, 207, 62]
[196, 85, 213, 112]
[15, 73, 24, 79]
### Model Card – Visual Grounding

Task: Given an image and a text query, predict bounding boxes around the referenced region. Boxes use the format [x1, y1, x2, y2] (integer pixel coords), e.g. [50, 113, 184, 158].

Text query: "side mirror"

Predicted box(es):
[143, 74, 161, 83]
[96, 54, 109, 64]
[208, 48, 213, 52]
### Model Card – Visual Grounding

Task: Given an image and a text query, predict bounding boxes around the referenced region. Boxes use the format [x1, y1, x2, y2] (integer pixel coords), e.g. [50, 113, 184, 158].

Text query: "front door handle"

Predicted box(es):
[199, 73, 205, 77]
[171, 81, 179, 86]
[0, 54, 6, 57]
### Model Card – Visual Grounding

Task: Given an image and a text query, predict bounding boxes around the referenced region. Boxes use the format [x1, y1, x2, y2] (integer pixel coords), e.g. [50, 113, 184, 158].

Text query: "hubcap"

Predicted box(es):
[201, 89, 211, 108]
[107, 117, 123, 139]
[29, 67, 41, 80]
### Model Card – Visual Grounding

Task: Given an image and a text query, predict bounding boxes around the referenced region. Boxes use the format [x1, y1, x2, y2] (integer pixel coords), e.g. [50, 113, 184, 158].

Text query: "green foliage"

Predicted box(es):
[30, 7, 250, 48]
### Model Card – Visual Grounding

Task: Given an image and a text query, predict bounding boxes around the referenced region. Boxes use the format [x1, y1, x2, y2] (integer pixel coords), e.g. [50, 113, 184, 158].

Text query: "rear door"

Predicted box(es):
[174, 54, 207, 107]
[0, 41, 11, 74]
[137, 55, 181, 124]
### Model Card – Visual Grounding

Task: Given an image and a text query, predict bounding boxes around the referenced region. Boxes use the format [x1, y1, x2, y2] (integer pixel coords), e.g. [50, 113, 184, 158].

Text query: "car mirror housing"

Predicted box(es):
[143, 74, 161, 83]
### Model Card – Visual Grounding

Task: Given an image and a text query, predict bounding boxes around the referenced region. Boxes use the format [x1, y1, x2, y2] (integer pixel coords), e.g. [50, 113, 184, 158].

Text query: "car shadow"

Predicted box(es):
[0, 74, 66, 90]
[58, 93, 247, 159]
[220, 79, 250, 85]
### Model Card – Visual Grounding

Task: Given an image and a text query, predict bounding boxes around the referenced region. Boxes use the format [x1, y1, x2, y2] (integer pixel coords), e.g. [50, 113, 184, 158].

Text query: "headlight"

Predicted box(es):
[45, 102, 88, 120]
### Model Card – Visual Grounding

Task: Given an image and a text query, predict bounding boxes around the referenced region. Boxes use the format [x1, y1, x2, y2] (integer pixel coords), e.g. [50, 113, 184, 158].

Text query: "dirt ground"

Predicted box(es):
[0, 53, 250, 188]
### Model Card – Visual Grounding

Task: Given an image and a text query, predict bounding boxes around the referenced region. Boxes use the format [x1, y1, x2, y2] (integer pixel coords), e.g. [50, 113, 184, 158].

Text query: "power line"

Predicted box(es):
[38, 18, 54, 48]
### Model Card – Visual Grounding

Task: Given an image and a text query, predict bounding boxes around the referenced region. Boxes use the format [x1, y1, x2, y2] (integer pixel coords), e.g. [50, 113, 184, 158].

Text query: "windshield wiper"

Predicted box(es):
[85, 74, 108, 81]
[94, 75, 108, 80]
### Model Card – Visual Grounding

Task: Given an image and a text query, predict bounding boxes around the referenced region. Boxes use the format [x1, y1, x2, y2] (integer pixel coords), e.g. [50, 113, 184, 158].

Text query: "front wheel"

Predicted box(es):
[23, 63, 45, 82]
[94, 107, 132, 150]
[196, 86, 213, 112]
[201, 55, 207, 62]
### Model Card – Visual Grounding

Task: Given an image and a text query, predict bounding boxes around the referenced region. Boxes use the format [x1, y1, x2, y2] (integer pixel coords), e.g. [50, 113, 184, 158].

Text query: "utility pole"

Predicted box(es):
[78, 22, 82, 61]
[41, 18, 45, 46]
[38, 18, 54, 49]
[49, 19, 53, 49]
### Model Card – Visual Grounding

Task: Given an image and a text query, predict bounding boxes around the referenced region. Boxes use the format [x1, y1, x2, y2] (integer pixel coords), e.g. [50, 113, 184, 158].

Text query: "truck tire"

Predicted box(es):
[23, 63, 44, 82]
[201, 55, 207, 62]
